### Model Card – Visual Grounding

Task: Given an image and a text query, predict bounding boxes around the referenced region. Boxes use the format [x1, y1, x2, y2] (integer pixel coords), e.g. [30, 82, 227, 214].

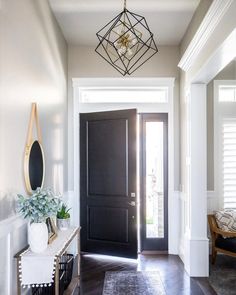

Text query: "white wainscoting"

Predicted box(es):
[0, 192, 78, 295]
[62, 190, 79, 228]
[64, 189, 214, 269]
[178, 191, 187, 264]
[68, 188, 181, 256]
[179, 191, 217, 266]
[168, 191, 181, 255]
[0, 215, 27, 295]
[207, 191, 218, 254]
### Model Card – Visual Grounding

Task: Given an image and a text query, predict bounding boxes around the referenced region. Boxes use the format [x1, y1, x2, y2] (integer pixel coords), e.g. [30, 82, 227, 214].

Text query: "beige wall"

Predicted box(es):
[0, 0, 68, 220]
[0, 0, 67, 291]
[207, 60, 236, 190]
[180, 0, 213, 55]
[68, 45, 181, 190]
[68, 45, 180, 78]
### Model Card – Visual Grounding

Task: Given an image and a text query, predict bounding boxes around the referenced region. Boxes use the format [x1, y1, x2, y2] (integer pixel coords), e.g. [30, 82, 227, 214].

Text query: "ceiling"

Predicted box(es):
[49, 0, 201, 46]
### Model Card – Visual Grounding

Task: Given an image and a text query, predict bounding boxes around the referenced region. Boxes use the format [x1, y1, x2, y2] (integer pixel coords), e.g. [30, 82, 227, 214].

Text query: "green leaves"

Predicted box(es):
[57, 203, 71, 219]
[17, 188, 61, 223]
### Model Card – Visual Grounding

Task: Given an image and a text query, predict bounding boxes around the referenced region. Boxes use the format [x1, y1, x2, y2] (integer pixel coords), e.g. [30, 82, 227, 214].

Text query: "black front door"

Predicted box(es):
[80, 109, 137, 258]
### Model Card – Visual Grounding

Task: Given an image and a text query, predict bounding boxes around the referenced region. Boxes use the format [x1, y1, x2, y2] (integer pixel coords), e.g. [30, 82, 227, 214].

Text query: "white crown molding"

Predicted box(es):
[178, 0, 234, 72]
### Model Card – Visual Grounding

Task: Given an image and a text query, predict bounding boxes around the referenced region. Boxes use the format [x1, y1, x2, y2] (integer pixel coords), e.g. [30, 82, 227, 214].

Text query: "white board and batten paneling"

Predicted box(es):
[0, 215, 27, 295]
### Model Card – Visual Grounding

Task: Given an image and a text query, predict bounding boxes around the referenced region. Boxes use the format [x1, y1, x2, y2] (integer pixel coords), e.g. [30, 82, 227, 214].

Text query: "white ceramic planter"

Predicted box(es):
[57, 218, 70, 230]
[28, 222, 48, 253]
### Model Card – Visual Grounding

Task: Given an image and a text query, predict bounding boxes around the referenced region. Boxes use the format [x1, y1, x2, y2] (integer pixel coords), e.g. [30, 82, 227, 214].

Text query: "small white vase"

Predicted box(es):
[28, 222, 48, 253]
[57, 218, 70, 230]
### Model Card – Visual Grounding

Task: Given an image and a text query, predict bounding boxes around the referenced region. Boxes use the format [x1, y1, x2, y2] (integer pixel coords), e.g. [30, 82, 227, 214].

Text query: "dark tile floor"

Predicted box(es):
[80, 254, 216, 295]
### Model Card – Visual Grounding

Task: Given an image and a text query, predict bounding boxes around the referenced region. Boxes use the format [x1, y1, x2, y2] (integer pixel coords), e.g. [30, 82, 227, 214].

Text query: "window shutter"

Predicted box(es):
[223, 120, 236, 209]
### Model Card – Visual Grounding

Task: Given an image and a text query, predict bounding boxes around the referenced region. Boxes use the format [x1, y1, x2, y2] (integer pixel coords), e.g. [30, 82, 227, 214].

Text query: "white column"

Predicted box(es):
[184, 84, 209, 277]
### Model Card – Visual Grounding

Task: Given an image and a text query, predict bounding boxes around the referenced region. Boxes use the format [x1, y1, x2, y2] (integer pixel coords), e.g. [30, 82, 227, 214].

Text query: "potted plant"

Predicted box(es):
[17, 188, 61, 253]
[57, 203, 71, 230]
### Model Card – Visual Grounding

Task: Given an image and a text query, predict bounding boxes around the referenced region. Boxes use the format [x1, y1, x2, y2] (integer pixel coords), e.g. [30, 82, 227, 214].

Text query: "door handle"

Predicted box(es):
[128, 201, 136, 206]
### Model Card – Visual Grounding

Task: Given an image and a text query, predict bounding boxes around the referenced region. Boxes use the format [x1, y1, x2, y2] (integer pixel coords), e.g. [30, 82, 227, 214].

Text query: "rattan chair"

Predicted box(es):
[208, 214, 236, 264]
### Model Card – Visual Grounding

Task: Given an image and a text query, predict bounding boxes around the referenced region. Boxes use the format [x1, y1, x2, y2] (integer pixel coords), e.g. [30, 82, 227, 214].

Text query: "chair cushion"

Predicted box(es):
[215, 236, 236, 253]
[214, 210, 236, 232]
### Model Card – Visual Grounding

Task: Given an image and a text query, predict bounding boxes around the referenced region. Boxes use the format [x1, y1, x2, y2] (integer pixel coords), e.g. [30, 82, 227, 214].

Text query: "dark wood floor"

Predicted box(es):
[79, 253, 216, 295]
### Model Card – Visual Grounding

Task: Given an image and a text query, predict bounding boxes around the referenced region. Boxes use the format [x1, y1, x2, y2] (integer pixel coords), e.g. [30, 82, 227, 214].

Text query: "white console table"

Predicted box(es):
[15, 227, 80, 295]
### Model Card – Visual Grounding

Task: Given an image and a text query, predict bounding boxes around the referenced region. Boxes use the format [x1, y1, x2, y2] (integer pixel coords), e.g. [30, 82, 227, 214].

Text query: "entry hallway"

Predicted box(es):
[80, 254, 216, 295]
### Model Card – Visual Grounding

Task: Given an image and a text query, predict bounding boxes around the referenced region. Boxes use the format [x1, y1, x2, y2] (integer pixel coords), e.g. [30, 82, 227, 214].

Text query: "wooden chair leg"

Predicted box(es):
[212, 248, 217, 264]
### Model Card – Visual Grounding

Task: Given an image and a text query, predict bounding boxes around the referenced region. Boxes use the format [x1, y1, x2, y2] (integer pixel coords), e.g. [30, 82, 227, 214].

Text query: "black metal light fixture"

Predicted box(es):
[95, 0, 158, 76]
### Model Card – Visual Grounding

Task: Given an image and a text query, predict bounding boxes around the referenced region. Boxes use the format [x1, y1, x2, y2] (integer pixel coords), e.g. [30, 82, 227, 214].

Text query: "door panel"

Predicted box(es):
[80, 109, 137, 258]
[87, 119, 128, 196]
[140, 113, 168, 251]
[88, 207, 128, 243]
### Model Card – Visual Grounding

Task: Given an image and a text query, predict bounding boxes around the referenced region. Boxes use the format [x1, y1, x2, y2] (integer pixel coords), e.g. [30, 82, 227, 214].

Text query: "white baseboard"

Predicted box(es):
[184, 234, 209, 277]
[177, 191, 214, 276]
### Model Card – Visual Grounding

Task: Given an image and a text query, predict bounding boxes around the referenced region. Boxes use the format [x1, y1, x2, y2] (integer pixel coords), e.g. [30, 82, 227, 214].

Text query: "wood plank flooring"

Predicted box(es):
[79, 253, 216, 295]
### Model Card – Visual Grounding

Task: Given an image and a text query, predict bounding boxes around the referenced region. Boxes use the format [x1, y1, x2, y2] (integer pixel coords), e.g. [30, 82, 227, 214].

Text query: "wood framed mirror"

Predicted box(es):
[24, 103, 45, 194]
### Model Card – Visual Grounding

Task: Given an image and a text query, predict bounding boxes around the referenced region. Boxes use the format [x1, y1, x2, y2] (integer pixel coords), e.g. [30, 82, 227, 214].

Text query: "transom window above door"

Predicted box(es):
[79, 87, 168, 103]
[219, 85, 236, 102]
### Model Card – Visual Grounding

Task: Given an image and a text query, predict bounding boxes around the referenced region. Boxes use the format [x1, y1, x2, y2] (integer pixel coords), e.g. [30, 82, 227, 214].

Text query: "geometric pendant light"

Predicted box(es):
[95, 0, 158, 76]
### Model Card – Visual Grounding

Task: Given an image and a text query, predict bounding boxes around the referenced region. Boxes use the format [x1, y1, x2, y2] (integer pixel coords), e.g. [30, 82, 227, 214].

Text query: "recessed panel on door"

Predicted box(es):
[88, 206, 128, 243]
[87, 119, 128, 197]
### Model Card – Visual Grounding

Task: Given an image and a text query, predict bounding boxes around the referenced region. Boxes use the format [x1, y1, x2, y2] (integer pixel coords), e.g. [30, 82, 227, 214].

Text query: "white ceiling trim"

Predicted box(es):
[178, 0, 234, 72]
[192, 28, 236, 84]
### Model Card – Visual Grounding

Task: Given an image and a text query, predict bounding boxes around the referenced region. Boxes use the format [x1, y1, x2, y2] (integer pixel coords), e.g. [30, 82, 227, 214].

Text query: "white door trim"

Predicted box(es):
[178, 22, 236, 278]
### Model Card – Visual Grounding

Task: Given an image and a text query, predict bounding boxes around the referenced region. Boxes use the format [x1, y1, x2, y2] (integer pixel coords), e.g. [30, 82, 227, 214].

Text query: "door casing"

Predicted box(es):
[71, 78, 176, 254]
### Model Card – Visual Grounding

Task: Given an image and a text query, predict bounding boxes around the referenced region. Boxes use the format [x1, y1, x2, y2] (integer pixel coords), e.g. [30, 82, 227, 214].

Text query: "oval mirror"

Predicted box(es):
[24, 140, 45, 193]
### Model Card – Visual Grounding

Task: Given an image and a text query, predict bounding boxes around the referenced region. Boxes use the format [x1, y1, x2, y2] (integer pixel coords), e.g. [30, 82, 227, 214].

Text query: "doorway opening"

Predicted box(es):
[71, 78, 176, 257]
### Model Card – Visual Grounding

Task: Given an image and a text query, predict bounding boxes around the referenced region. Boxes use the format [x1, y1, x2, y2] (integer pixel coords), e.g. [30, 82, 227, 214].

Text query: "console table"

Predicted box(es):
[15, 227, 80, 295]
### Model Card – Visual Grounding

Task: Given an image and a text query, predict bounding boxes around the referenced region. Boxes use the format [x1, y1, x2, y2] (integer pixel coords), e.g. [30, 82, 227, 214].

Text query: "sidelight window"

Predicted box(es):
[145, 122, 164, 238]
